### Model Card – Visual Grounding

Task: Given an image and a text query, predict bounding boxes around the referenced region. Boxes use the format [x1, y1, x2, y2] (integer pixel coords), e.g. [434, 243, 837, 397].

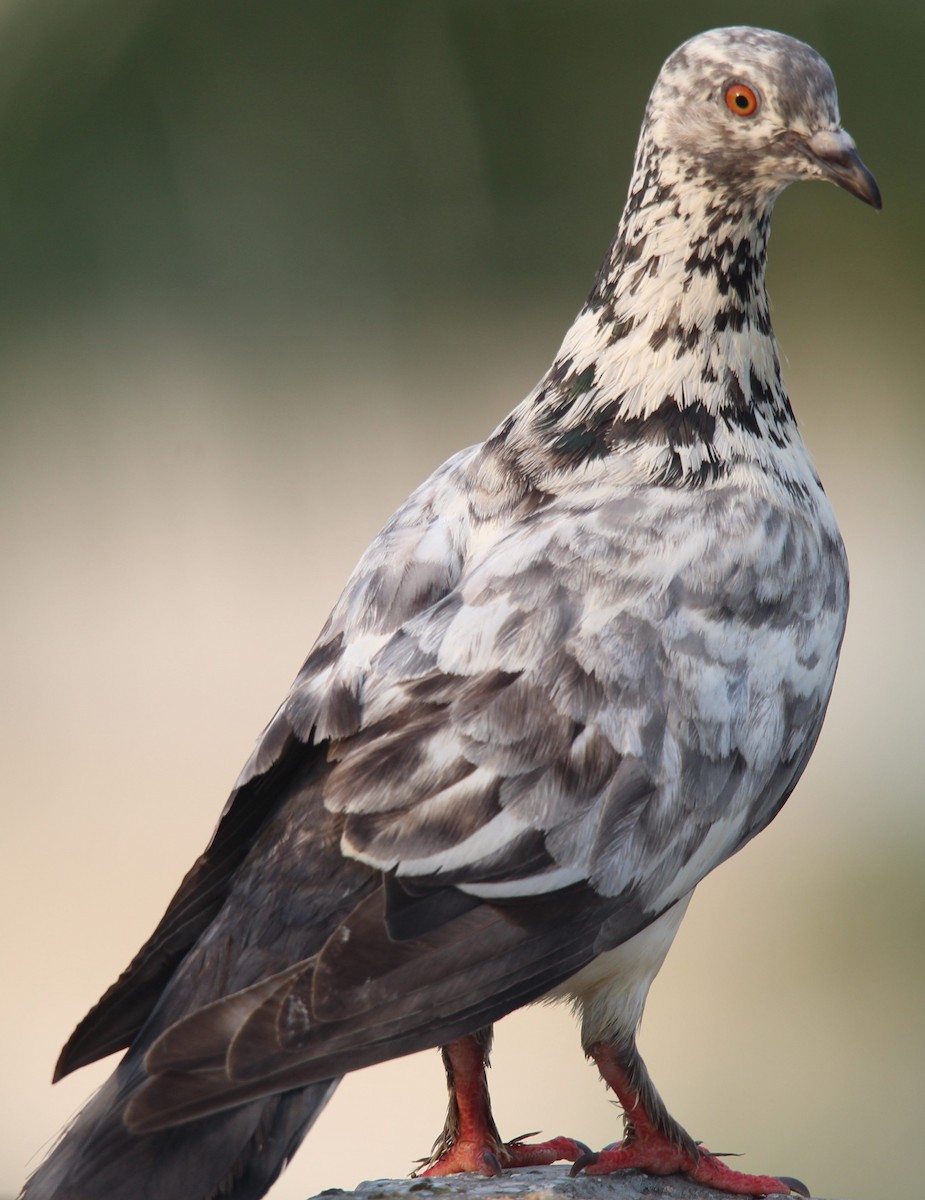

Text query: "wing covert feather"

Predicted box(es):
[309, 478, 844, 913]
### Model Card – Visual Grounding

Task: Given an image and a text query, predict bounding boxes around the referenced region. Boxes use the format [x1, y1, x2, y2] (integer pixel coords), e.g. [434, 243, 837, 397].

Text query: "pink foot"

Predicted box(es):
[417, 1134, 585, 1178]
[574, 1135, 794, 1196]
[576, 1042, 805, 1197]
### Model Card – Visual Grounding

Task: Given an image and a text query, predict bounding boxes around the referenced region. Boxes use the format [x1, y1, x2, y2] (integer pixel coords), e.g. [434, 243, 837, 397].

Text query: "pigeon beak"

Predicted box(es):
[803, 128, 882, 210]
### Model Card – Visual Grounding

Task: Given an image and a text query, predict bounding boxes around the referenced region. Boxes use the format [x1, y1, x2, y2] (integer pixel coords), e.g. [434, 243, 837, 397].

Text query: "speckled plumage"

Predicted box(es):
[22, 26, 879, 1200]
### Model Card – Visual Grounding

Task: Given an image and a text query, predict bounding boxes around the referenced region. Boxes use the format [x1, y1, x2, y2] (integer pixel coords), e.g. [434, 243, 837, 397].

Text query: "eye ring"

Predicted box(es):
[724, 82, 760, 117]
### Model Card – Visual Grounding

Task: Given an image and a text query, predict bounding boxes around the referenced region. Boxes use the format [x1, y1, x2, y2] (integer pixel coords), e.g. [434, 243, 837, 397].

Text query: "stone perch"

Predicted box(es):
[311, 1168, 850, 1200]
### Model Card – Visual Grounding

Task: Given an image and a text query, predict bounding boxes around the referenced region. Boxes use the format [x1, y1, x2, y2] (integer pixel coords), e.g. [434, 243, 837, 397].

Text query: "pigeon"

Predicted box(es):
[21, 24, 879, 1200]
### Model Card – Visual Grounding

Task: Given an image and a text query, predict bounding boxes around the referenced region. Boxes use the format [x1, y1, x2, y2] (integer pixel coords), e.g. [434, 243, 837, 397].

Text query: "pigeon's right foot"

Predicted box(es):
[573, 1041, 797, 1196]
[573, 1138, 795, 1196]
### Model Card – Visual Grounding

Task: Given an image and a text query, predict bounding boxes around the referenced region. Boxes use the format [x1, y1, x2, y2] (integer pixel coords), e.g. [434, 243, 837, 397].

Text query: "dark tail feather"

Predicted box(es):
[20, 1062, 339, 1200]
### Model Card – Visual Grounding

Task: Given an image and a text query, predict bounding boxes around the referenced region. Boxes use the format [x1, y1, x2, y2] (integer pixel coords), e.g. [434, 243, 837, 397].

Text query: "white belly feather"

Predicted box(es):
[544, 893, 694, 1046]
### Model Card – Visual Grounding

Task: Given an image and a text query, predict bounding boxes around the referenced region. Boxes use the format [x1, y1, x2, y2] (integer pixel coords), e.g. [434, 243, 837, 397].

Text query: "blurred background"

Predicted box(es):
[2, 2, 922, 1198]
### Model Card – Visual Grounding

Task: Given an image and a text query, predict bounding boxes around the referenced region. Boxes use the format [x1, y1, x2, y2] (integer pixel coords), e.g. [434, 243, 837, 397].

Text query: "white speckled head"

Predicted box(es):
[643, 26, 878, 207]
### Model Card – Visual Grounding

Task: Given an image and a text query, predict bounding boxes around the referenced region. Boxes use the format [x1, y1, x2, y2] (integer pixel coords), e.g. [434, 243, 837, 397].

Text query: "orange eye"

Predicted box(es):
[724, 83, 759, 116]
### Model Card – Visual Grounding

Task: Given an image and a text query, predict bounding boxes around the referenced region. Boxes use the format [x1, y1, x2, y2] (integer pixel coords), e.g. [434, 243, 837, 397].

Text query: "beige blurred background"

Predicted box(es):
[2, 3, 923, 1199]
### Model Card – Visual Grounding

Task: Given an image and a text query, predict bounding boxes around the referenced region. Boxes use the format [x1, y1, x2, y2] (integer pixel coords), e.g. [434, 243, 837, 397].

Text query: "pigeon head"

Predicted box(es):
[513, 27, 881, 493]
[644, 26, 880, 210]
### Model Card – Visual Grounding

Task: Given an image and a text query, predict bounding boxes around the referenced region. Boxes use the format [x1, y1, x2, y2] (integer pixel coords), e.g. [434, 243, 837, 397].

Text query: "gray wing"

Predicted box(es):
[90, 443, 847, 1133]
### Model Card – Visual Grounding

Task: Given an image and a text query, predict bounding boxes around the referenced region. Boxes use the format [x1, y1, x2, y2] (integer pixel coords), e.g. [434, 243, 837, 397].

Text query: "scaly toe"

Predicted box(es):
[416, 1134, 584, 1177]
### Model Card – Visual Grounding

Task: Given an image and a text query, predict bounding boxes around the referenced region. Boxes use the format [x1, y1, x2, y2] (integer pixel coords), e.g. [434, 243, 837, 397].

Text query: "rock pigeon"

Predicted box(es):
[21, 25, 879, 1200]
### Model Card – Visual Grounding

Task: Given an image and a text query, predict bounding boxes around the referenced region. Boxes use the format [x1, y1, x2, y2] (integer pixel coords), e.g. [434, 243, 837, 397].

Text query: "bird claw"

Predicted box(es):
[479, 1150, 503, 1177]
[778, 1176, 811, 1198]
[569, 1150, 600, 1176]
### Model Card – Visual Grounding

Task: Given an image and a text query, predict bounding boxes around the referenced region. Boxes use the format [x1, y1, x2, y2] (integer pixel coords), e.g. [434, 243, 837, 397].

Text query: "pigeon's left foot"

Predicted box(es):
[572, 1041, 797, 1197]
[414, 1031, 585, 1177]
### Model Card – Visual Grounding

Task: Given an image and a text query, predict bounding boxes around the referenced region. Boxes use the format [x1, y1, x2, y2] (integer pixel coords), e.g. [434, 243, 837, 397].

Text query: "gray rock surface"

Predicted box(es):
[310, 1167, 845, 1200]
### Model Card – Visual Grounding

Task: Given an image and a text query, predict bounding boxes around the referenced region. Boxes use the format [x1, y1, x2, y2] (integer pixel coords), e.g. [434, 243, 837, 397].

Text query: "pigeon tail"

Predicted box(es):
[19, 1065, 337, 1200]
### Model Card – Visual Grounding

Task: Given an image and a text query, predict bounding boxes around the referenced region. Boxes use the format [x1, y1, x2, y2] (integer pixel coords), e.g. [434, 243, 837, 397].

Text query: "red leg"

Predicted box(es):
[415, 1029, 584, 1177]
[573, 1041, 796, 1196]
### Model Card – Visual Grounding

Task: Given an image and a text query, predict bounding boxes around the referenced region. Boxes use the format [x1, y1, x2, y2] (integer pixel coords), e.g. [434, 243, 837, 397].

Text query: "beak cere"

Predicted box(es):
[804, 127, 882, 209]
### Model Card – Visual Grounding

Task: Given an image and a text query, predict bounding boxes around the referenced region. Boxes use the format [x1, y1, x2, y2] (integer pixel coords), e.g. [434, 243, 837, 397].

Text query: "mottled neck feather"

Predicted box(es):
[498, 127, 809, 492]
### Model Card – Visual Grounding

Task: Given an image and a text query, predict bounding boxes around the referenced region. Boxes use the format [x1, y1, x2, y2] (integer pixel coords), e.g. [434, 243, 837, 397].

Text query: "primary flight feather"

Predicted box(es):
[22, 25, 879, 1200]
